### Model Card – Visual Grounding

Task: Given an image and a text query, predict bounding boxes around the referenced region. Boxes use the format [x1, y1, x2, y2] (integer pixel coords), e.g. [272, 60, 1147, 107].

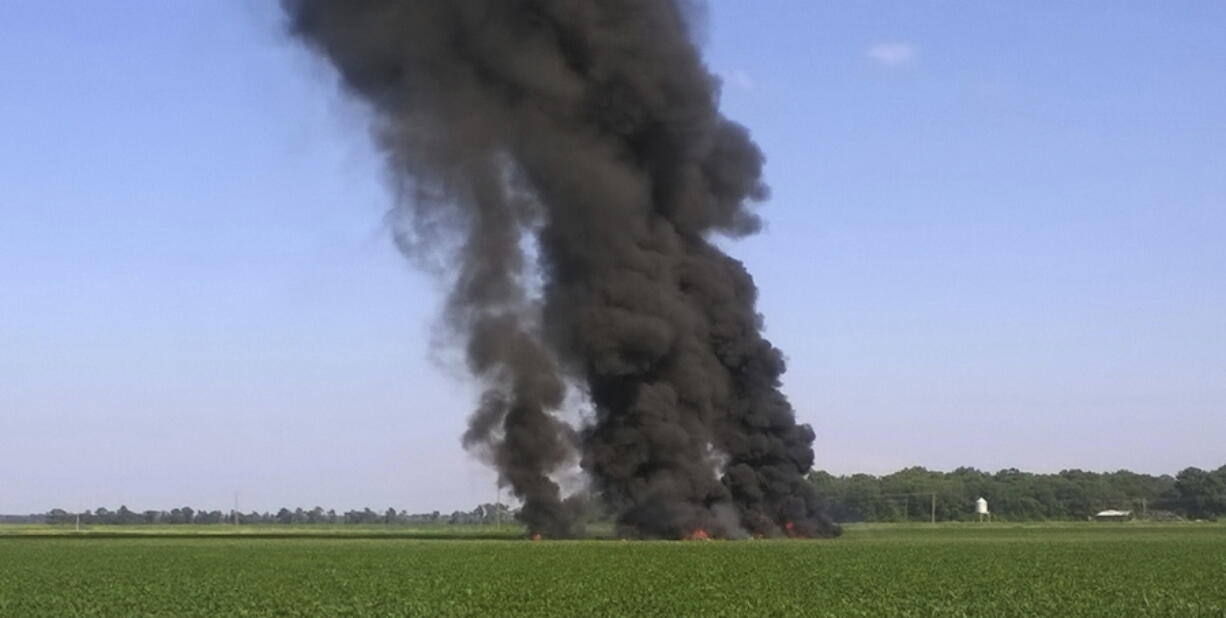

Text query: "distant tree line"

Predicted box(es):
[23, 465, 1226, 526]
[808, 465, 1226, 522]
[0, 514, 43, 524]
[41, 503, 513, 526]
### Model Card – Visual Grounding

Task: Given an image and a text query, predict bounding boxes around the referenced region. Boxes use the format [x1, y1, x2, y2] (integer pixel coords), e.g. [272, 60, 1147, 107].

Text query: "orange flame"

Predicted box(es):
[531, 533, 542, 541]
[783, 521, 808, 539]
[686, 528, 711, 541]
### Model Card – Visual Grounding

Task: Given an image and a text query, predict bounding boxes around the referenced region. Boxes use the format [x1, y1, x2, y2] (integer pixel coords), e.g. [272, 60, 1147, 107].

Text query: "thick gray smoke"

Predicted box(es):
[285, 0, 839, 539]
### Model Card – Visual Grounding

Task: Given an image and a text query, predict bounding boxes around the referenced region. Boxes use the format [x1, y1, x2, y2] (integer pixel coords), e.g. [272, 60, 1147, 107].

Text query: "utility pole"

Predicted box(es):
[233, 491, 239, 526]
[930, 493, 936, 525]
[75, 513, 80, 533]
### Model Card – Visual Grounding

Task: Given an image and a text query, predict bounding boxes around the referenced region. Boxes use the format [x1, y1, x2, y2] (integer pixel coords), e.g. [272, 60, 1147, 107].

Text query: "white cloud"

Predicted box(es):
[866, 43, 916, 67]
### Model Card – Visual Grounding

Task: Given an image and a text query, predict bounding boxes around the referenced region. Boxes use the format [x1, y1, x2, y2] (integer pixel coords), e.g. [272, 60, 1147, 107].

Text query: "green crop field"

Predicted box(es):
[2, 523, 1224, 616]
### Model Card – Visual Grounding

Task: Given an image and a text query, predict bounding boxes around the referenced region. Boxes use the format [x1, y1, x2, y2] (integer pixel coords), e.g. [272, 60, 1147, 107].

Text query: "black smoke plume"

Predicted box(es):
[285, 0, 840, 539]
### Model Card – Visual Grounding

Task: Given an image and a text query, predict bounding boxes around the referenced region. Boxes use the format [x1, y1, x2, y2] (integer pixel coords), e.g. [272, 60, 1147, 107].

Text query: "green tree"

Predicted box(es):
[1174, 467, 1226, 520]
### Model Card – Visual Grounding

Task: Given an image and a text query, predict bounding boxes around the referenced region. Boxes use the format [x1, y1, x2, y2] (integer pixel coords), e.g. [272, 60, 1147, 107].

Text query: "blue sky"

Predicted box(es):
[2, 2, 1223, 514]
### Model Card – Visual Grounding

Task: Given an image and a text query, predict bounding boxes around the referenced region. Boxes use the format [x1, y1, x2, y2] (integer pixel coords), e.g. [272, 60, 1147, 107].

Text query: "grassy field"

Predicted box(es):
[2, 523, 1224, 616]
[0, 522, 526, 538]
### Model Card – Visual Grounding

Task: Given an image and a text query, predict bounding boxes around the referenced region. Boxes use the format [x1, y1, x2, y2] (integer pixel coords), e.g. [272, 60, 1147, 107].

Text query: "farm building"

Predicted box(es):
[1094, 509, 1133, 522]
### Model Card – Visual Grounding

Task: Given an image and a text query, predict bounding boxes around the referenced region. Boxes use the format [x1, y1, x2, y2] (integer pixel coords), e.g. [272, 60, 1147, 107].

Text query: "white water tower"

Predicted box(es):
[975, 497, 989, 522]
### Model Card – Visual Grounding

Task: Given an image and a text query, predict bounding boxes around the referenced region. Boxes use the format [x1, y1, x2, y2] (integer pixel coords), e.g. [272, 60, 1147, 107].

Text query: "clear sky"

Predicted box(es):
[2, 2, 1223, 514]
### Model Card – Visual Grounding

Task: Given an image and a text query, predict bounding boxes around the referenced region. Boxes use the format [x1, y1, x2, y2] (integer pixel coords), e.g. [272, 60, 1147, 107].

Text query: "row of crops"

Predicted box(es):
[1, 525, 1224, 615]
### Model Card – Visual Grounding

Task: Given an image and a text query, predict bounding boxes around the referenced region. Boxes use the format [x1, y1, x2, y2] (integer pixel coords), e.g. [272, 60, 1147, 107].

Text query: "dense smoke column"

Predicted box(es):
[287, 1, 580, 537]
[285, 0, 839, 538]
[446, 161, 577, 538]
